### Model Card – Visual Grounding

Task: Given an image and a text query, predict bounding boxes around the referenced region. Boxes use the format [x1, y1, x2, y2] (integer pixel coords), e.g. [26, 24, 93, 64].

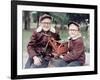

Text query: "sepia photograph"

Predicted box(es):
[23, 11, 90, 68]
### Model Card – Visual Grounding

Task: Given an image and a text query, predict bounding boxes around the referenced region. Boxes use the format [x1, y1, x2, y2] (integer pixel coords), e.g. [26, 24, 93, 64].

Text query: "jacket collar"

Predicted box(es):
[68, 33, 82, 40]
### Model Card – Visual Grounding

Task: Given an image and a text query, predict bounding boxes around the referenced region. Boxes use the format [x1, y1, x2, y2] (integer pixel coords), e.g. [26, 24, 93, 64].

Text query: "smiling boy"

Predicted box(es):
[50, 21, 85, 67]
[25, 14, 60, 68]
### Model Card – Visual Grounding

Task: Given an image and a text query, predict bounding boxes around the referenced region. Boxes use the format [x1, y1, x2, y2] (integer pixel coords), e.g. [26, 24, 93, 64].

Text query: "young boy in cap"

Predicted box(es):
[25, 14, 60, 68]
[50, 21, 85, 67]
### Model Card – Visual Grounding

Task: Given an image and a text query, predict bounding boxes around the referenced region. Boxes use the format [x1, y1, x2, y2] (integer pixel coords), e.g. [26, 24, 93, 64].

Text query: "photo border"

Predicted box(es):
[11, 0, 98, 79]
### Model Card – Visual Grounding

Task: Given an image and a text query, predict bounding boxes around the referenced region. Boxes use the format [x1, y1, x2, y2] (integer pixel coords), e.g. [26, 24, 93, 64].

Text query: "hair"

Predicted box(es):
[68, 21, 80, 30]
[39, 14, 52, 22]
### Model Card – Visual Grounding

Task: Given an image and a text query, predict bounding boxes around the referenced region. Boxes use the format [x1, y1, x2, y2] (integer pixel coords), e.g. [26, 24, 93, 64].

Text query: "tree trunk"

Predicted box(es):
[24, 11, 30, 30]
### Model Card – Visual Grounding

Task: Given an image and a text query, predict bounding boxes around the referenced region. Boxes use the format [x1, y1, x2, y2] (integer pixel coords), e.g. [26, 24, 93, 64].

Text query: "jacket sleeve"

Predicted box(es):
[63, 40, 84, 61]
[27, 31, 37, 58]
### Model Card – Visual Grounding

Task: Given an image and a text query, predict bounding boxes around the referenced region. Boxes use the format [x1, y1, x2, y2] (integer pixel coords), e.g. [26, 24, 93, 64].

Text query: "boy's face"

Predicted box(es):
[40, 18, 52, 32]
[68, 24, 79, 38]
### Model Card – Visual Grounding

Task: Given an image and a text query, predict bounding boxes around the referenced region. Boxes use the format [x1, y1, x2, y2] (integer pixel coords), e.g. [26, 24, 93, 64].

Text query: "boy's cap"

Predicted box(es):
[67, 21, 80, 30]
[68, 21, 80, 28]
[39, 14, 52, 22]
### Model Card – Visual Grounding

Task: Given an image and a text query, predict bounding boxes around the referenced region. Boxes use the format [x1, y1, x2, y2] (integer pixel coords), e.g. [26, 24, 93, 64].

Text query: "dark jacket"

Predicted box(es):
[27, 30, 60, 61]
[63, 36, 85, 65]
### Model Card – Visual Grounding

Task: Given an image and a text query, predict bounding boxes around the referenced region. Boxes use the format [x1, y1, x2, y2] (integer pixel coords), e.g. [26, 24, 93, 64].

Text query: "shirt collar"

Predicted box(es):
[68, 33, 82, 40]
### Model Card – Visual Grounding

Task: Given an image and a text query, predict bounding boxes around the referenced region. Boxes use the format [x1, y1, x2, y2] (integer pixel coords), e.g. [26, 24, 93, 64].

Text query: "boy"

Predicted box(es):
[50, 21, 85, 67]
[25, 14, 60, 68]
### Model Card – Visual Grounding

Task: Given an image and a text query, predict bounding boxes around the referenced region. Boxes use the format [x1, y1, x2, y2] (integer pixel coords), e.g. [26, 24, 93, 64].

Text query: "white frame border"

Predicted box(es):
[17, 5, 95, 75]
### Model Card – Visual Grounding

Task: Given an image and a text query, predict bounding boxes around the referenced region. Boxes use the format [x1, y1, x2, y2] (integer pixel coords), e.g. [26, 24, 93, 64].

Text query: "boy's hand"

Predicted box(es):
[59, 55, 64, 59]
[33, 56, 42, 66]
[52, 52, 59, 58]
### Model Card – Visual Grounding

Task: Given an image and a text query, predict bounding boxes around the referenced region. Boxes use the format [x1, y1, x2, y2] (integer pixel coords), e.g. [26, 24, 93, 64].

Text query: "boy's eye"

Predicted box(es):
[41, 22, 51, 25]
[68, 29, 78, 31]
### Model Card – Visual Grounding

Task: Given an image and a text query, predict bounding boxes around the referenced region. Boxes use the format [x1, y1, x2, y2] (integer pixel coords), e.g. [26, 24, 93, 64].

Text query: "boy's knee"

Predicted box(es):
[49, 58, 67, 67]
